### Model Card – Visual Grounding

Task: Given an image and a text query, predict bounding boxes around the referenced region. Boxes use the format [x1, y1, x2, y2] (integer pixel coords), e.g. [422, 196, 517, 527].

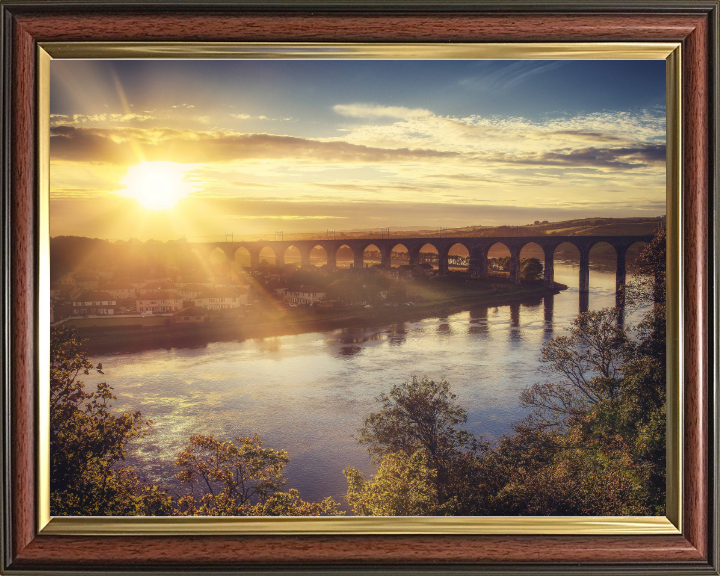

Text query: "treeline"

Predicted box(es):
[51, 228, 665, 516]
[51, 235, 197, 281]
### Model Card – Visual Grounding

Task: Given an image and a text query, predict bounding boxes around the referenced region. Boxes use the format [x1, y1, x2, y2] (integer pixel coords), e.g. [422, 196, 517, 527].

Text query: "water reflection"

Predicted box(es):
[579, 292, 590, 313]
[468, 306, 489, 335]
[339, 346, 362, 356]
[543, 295, 554, 333]
[80, 264, 648, 506]
[386, 324, 408, 346]
[437, 319, 452, 335]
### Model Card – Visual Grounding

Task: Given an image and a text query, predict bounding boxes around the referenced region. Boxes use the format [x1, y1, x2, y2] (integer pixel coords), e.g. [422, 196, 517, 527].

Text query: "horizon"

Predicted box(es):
[50, 59, 666, 240]
[49, 214, 666, 244]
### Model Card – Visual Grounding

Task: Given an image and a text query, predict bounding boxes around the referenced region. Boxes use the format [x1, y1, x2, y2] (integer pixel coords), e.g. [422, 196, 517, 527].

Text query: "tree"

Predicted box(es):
[50, 325, 171, 515]
[326, 278, 367, 304]
[626, 225, 666, 305]
[344, 451, 439, 516]
[356, 376, 479, 503]
[174, 434, 341, 516]
[520, 257, 543, 281]
[520, 308, 631, 429]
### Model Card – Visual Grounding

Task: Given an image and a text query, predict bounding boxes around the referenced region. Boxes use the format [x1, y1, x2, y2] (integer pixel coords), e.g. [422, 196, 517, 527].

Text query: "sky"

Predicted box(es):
[49, 59, 666, 241]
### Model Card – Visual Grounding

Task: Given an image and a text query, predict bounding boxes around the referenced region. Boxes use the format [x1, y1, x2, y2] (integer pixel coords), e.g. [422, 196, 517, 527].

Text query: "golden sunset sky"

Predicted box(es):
[49, 59, 666, 241]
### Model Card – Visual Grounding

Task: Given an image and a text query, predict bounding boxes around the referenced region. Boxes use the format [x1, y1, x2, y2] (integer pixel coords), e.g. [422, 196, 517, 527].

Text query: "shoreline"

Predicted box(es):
[76, 283, 566, 355]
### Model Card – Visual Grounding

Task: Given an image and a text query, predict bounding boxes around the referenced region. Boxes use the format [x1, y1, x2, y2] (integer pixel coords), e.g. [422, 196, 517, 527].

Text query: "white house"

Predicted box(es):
[136, 291, 183, 313]
[281, 285, 326, 305]
[71, 291, 117, 315]
[194, 288, 248, 310]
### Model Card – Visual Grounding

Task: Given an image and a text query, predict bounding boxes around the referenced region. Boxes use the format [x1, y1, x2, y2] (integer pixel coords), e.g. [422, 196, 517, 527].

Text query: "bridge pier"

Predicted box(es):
[276, 251, 285, 268]
[408, 248, 420, 267]
[300, 251, 311, 268]
[326, 249, 337, 269]
[579, 249, 590, 293]
[509, 247, 521, 284]
[354, 253, 364, 269]
[544, 250, 555, 289]
[381, 251, 392, 268]
[469, 250, 487, 277]
[438, 252, 449, 275]
[249, 249, 260, 269]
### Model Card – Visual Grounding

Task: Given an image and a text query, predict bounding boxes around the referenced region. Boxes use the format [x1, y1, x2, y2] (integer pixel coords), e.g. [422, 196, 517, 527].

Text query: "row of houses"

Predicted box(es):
[280, 286, 326, 305]
[66, 287, 249, 316]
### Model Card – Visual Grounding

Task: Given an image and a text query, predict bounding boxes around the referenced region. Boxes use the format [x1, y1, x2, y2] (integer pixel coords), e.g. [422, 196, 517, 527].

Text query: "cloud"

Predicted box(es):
[50, 113, 154, 126]
[490, 144, 666, 170]
[459, 61, 565, 93]
[333, 103, 433, 119]
[544, 130, 625, 143]
[49, 126, 458, 165]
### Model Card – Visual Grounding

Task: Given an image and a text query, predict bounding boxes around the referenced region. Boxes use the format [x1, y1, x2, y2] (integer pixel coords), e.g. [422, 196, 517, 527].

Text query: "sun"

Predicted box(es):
[118, 161, 196, 210]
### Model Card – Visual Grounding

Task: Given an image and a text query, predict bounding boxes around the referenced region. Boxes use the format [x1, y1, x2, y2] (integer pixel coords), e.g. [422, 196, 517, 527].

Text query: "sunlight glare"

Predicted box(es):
[117, 161, 196, 210]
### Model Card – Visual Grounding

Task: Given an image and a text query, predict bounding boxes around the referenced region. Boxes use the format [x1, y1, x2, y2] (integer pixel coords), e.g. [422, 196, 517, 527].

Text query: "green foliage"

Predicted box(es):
[50, 325, 172, 515]
[625, 226, 666, 306]
[174, 434, 342, 516]
[520, 308, 631, 429]
[344, 451, 439, 516]
[520, 257, 543, 281]
[356, 376, 480, 505]
[326, 278, 369, 304]
[489, 257, 510, 271]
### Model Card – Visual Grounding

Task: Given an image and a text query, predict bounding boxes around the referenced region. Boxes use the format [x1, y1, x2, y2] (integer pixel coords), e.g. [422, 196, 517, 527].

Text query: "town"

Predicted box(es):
[50, 237, 555, 340]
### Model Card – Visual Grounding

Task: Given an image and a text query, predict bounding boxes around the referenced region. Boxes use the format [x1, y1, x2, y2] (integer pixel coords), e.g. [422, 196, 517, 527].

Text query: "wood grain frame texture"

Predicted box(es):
[0, 1, 718, 574]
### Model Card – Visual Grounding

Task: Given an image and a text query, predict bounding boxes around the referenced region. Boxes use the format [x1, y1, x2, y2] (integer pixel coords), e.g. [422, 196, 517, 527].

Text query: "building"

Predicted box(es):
[99, 282, 137, 299]
[194, 288, 248, 310]
[136, 291, 183, 313]
[138, 282, 177, 295]
[281, 285, 326, 305]
[176, 284, 207, 300]
[172, 305, 208, 324]
[71, 291, 118, 315]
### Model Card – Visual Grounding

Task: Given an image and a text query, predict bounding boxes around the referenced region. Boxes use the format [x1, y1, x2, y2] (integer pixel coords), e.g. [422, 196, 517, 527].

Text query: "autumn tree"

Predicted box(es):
[174, 434, 342, 516]
[354, 376, 481, 507]
[344, 451, 439, 516]
[50, 326, 171, 515]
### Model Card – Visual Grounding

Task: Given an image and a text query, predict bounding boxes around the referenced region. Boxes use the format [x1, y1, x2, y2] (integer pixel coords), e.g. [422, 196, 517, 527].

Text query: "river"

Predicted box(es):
[80, 263, 648, 507]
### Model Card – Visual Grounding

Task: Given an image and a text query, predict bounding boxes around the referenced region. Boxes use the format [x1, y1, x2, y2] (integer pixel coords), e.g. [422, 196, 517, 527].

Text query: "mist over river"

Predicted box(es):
[81, 263, 648, 506]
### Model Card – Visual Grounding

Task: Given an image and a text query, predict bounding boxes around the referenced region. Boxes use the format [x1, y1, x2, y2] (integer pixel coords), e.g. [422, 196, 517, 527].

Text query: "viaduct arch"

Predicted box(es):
[191, 234, 653, 299]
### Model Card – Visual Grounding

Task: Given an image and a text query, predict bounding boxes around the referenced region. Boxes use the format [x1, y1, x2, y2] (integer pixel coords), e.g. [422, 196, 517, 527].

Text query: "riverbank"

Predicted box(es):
[75, 281, 566, 354]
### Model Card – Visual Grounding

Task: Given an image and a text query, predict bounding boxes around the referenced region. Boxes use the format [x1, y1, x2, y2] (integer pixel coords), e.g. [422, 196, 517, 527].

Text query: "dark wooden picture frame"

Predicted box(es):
[1, 1, 717, 573]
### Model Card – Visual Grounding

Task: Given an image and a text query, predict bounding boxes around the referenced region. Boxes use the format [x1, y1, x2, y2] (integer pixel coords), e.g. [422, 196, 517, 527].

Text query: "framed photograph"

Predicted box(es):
[2, 1, 717, 574]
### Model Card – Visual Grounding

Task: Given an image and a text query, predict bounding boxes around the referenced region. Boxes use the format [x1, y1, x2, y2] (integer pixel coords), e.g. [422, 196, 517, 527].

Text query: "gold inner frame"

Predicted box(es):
[37, 42, 682, 536]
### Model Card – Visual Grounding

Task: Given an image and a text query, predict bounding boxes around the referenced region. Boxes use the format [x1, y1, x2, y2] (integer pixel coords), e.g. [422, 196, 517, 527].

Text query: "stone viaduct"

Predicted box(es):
[190, 234, 653, 295]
